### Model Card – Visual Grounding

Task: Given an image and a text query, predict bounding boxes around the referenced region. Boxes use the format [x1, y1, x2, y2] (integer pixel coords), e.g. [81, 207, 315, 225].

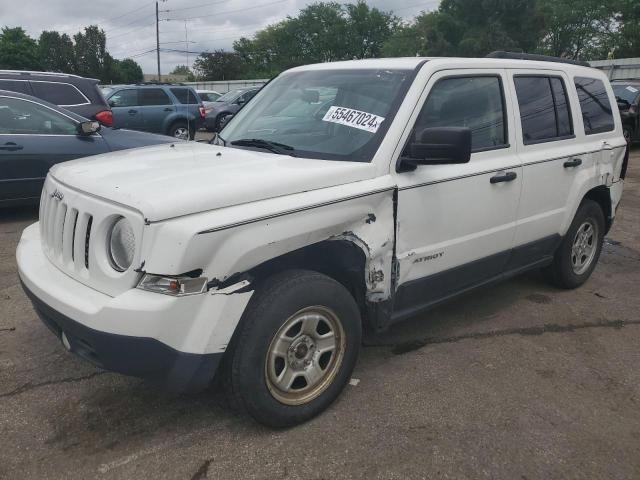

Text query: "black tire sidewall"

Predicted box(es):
[555, 200, 605, 288]
[229, 270, 362, 427]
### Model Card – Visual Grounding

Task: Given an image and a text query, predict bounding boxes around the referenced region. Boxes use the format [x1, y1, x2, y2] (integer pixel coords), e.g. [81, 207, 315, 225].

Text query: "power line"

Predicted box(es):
[163, 0, 290, 22]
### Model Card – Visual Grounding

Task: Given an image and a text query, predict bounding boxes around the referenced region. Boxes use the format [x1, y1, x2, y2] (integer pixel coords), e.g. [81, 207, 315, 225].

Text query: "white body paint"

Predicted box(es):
[17, 57, 626, 357]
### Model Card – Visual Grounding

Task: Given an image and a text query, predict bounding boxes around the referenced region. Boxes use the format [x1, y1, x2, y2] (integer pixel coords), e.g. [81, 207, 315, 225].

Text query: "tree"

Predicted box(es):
[0, 27, 40, 70]
[170, 64, 195, 81]
[344, 2, 400, 59]
[612, 0, 640, 58]
[193, 50, 246, 80]
[107, 58, 144, 83]
[38, 31, 75, 73]
[537, 0, 615, 60]
[74, 25, 108, 80]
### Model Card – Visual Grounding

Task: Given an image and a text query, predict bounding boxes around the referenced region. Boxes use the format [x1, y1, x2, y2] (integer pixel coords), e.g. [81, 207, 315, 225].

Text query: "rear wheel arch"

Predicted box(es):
[583, 185, 613, 234]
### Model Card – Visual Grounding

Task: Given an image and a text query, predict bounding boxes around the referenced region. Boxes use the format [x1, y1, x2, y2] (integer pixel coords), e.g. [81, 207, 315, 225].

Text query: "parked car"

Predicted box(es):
[0, 90, 175, 206]
[0, 70, 112, 126]
[203, 86, 260, 131]
[102, 84, 205, 139]
[18, 54, 627, 428]
[611, 80, 640, 143]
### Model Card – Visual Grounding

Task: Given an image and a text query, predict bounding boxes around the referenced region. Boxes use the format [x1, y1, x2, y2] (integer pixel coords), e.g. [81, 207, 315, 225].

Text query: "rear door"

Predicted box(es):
[508, 70, 599, 258]
[139, 88, 174, 134]
[0, 95, 108, 203]
[107, 89, 142, 130]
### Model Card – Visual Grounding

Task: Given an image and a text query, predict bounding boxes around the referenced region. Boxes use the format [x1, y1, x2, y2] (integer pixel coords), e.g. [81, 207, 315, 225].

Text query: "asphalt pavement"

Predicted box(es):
[0, 147, 639, 480]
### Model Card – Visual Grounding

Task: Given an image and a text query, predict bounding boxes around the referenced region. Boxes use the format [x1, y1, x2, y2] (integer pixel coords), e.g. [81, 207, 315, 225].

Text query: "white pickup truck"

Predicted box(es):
[17, 53, 628, 427]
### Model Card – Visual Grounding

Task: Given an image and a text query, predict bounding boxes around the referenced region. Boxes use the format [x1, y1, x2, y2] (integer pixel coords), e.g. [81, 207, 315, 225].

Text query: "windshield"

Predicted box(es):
[221, 68, 413, 162]
[613, 84, 640, 104]
[215, 90, 243, 103]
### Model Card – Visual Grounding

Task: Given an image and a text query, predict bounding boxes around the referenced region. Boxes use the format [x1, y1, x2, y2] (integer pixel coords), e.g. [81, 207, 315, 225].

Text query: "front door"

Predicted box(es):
[0, 95, 108, 203]
[393, 69, 522, 322]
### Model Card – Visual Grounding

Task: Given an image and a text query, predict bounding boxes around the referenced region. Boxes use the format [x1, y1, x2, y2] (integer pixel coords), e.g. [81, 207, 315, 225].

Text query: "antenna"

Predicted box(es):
[185, 20, 190, 142]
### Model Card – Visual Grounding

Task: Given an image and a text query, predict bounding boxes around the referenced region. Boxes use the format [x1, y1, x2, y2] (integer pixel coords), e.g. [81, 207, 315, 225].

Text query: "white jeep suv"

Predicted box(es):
[17, 54, 628, 427]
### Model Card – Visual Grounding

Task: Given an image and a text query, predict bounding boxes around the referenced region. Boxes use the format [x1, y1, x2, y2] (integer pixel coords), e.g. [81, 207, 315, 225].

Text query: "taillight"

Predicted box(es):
[95, 110, 113, 127]
[198, 104, 206, 119]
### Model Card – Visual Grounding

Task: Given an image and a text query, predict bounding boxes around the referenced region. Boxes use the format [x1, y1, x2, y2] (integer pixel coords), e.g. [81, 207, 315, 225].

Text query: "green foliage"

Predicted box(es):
[73, 26, 109, 81]
[0, 27, 40, 70]
[193, 50, 246, 80]
[109, 58, 144, 84]
[170, 64, 195, 80]
[38, 31, 75, 72]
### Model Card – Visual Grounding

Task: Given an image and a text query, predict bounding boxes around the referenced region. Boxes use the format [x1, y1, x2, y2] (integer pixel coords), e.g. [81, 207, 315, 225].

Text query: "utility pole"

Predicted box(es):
[156, 1, 161, 82]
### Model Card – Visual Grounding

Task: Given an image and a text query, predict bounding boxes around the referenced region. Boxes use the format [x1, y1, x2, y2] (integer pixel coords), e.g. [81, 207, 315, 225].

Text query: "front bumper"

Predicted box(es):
[21, 281, 222, 391]
[17, 223, 253, 391]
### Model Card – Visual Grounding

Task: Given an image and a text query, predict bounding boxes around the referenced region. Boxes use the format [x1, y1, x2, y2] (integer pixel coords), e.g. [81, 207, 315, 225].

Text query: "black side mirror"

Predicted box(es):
[399, 127, 472, 171]
[78, 120, 101, 136]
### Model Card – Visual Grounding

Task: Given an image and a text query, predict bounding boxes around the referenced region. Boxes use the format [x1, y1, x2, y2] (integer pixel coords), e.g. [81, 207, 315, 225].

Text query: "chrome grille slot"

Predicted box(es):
[63, 208, 78, 263]
[73, 213, 91, 271]
[84, 216, 93, 269]
[53, 203, 67, 256]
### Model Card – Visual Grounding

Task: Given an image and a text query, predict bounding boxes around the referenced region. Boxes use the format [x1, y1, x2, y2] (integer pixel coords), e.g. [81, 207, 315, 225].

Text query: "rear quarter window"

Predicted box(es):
[574, 77, 615, 135]
[170, 88, 199, 104]
[30, 81, 89, 106]
[0, 79, 33, 95]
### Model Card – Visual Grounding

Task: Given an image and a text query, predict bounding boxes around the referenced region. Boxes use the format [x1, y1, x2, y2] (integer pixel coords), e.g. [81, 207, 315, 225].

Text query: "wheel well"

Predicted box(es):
[247, 240, 368, 317]
[584, 185, 613, 233]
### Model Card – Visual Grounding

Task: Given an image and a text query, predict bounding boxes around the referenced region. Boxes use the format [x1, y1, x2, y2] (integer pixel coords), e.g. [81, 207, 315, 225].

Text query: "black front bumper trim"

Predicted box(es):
[21, 280, 223, 393]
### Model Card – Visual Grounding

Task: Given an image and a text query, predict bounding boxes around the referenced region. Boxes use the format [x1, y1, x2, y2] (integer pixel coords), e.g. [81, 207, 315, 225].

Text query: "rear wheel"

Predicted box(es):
[168, 121, 194, 140]
[222, 269, 361, 427]
[623, 126, 632, 144]
[544, 199, 605, 289]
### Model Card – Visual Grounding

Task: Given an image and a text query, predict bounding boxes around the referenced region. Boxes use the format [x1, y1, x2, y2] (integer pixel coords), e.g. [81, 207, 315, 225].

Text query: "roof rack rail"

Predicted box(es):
[0, 69, 85, 79]
[485, 51, 590, 68]
[133, 81, 186, 86]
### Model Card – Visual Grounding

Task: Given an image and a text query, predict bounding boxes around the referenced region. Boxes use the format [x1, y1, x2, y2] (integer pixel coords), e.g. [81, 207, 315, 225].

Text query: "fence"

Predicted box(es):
[184, 79, 268, 93]
[590, 58, 640, 80]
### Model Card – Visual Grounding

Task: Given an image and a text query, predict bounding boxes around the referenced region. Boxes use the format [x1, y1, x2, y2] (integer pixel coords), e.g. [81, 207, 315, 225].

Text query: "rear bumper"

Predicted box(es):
[22, 280, 223, 392]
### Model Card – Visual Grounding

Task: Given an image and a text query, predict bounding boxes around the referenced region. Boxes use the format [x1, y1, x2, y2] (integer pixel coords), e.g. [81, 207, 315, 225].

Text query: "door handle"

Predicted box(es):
[0, 142, 23, 151]
[490, 171, 517, 184]
[563, 158, 582, 168]
[163, 107, 173, 112]
[128, 109, 138, 115]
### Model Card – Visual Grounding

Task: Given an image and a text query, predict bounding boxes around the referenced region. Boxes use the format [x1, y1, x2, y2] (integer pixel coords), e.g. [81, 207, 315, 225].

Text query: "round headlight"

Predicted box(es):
[108, 217, 135, 272]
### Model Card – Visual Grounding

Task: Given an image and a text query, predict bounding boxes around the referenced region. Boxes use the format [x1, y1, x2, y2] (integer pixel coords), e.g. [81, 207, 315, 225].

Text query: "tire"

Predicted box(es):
[544, 199, 605, 289]
[222, 269, 362, 427]
[623, 126, 632, 144]
[214, 114, 225, 132]
[167, 121, 194, 140]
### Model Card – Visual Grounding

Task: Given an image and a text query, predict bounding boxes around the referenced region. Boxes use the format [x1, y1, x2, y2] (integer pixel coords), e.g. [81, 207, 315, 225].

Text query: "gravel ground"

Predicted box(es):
[0, 147, 639, 480]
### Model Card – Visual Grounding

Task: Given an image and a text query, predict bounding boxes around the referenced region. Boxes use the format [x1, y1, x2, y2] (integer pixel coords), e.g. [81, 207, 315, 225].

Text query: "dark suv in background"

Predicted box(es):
[0, 70, 112, 126]
[102, 84, 205, 139]
[612, 80, 640, 143]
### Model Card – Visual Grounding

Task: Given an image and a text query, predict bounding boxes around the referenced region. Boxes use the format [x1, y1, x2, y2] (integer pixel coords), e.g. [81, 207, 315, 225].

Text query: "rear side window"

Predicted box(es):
[514, 76, 574, 144]
[0, 79, 32, 95]
[139, 88, 171, 106]
[574, 77, 615, 135]
[170, 88, 199, 104]
[108, 89, 137, 107]
[413, 76, 507, 152]
[30, 81, 88, 106]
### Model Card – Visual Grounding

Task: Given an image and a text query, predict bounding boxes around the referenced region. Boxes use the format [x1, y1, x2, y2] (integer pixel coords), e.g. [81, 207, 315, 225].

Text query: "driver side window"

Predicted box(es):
[412, 76, 508, 152]
[0, 97, 78, 135]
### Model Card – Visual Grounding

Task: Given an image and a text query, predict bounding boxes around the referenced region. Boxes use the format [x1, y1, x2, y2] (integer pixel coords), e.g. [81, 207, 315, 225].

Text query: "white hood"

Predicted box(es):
[50, 142, 377, 222]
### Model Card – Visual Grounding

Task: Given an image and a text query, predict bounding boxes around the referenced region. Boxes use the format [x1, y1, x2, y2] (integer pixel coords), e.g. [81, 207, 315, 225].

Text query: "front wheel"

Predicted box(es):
[544, 199, 605, 289]
[222, 269, 362, 427]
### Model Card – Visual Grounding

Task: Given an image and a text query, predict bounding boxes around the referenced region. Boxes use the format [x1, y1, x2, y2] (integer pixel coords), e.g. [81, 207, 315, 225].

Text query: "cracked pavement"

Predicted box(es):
[0, 147, 639, 480]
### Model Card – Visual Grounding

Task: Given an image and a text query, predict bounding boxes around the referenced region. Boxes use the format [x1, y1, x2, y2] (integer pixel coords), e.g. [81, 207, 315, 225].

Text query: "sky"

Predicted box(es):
[0, 0, 440, 74]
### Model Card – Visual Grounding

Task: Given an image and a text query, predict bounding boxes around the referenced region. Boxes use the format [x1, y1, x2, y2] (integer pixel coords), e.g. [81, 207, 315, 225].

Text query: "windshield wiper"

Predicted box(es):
[230, 138, 296, 156]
